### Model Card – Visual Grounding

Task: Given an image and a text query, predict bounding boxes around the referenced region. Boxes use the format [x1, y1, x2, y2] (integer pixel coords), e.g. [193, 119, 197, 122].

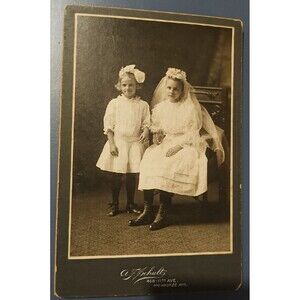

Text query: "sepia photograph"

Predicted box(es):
[65, 9, 235, 258]
[55, 5, 243, 297]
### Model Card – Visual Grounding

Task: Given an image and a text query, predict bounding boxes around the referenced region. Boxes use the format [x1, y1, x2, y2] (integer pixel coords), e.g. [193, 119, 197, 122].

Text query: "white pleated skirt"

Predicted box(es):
[138, 139, 208, 197]
[96, 135, 147, 174]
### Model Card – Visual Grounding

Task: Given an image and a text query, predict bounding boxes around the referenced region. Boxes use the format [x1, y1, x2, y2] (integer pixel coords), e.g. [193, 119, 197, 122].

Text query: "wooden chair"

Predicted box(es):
[192, 86, 230, 209]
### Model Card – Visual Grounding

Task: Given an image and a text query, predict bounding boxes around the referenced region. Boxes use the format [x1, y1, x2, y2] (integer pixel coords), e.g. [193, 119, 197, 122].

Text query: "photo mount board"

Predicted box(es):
[54, 5, 243, 298]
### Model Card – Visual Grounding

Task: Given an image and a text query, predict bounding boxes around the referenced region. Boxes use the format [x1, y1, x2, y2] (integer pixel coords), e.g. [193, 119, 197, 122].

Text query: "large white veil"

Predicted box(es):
[151, 68, 225, 165]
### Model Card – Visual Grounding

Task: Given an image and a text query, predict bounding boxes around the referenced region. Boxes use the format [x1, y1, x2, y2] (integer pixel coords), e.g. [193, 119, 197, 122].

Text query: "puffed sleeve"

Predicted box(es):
[150, 105, 162, 133]
[141, 102, 151, 130]
[103, 99, 116, 134]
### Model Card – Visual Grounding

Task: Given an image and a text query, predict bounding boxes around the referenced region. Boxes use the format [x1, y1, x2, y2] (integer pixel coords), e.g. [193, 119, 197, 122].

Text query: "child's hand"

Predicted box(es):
[109, 143, 119, 156]
[166, 145, 183, 157]
[153, 131, 165, 145]
[139, 128, 149, 143]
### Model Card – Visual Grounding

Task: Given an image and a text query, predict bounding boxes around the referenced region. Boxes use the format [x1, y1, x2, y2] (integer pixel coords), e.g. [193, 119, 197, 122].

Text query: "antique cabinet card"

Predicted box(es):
[54, 5, 243, 298]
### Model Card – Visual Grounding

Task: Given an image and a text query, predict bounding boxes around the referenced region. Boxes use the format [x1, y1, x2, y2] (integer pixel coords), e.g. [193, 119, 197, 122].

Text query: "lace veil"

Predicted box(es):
[151, 68, 225, 164]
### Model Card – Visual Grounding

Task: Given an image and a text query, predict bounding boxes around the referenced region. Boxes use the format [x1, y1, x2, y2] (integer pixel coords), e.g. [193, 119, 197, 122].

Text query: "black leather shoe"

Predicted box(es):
[149, 219, 168, 231]
[126, 204, 141, 214]
[149, 198, 169, 230]
[128, 212, 154, 226]
[128, 198, 154, 226]
[128, 217, 151, 226]
[132, 206, 142, 214]
[108, 208, 119, 216]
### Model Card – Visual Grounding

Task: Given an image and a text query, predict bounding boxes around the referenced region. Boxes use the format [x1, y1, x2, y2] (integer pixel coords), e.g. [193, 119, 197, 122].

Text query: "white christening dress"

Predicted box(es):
[96, 95, 150, 173]
[138, 99, 208, 196]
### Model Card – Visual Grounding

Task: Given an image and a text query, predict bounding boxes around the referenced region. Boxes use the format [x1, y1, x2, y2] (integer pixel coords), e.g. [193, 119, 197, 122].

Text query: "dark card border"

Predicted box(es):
[54, 5, 243, 298]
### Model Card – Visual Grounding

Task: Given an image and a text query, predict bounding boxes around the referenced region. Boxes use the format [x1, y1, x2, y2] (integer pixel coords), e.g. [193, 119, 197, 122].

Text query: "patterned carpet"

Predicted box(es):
[70, 186, 230, 257]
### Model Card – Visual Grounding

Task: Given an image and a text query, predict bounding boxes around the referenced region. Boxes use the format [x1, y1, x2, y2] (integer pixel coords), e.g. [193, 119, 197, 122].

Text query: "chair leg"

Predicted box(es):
[202, 191, 208, 202]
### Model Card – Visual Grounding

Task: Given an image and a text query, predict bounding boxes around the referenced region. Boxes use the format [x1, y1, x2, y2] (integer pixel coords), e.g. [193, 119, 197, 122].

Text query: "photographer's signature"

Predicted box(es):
[120, 266, 167, 284]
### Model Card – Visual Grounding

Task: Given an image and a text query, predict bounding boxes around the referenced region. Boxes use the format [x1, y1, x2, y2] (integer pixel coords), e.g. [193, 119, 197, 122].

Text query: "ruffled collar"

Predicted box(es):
[168, 99, 181, 104]
[118, 94, 140, 101]
[165, 98, 186, 107]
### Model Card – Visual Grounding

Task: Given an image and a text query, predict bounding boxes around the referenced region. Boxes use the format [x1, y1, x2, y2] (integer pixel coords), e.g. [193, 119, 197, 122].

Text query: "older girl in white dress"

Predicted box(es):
[129, 68, 224, 230]
[96, 65, 150, 216]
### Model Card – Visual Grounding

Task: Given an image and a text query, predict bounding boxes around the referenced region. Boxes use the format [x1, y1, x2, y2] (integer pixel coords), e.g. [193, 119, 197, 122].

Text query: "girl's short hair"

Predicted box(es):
[115, 72, 142, 91]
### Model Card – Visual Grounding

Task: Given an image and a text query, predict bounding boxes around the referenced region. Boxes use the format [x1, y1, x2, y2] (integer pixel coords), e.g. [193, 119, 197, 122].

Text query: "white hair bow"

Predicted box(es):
[119, 64, 145, 83]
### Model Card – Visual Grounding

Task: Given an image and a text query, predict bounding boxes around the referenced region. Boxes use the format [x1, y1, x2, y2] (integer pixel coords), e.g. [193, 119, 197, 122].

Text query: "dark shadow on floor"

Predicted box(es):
[70, 185, 230, 257]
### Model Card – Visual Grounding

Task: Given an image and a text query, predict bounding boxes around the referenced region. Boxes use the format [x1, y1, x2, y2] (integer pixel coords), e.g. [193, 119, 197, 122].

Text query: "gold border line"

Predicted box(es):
[67, 14, 78, 259]
[70, 251, 233, 260]
[230, 27, 235, 253]
[66, 13, 235, 259]
[76, 12, 235, 29]
[77, 5, 243, 23]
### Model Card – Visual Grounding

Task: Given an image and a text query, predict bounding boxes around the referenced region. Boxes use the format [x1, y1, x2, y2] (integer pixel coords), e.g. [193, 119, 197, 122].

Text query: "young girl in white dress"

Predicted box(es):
[129, 68, 224, 230]
[96, 65, 150, 216]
